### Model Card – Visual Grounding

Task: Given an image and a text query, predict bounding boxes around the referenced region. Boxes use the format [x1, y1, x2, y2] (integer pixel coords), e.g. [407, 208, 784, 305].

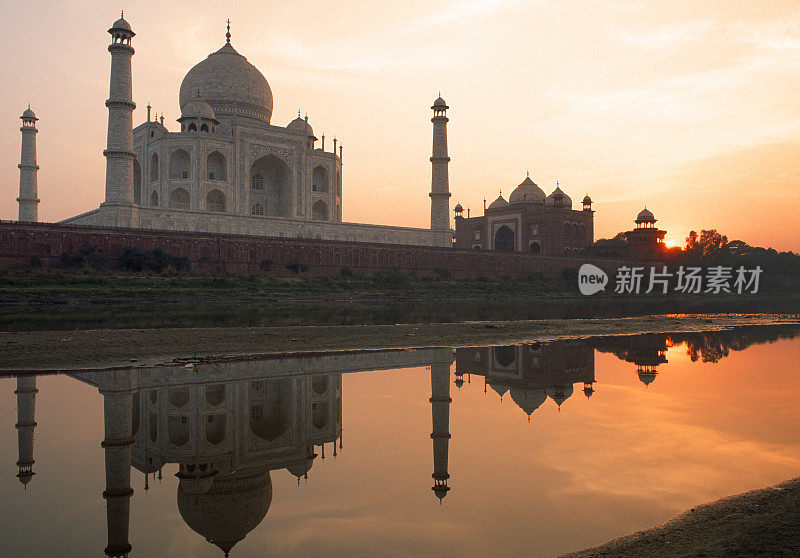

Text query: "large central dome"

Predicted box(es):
[179, 42, 273, 124]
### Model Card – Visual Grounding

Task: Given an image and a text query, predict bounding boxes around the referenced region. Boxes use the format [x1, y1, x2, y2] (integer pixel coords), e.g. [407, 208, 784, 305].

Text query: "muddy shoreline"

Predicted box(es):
[561, 477, 800, 558]
[1, 313, 798, 371]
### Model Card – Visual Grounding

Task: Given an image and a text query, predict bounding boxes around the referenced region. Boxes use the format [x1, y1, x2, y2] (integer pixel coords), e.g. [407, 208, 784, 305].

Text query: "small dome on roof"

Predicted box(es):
[636, 208, 655, 222]
[582, 194, 592, 205]
[509, 176, 546, 204]
[545, 186, 572, 209]
[180, 99, 216, 121]
[287, 116, 314, 136]
[454, 203, 463, 212]
[21, 107, 36, 120]
[433, 96, 447, 107]
[487, 194, 509, 210]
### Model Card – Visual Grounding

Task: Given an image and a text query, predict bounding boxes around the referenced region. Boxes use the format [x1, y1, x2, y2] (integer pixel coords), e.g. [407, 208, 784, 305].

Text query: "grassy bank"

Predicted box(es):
[2, 269, 800, 331]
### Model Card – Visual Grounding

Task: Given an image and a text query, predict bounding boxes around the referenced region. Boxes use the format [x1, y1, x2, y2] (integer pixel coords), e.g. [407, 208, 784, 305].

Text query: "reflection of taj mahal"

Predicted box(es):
[10, 339, 684, 556]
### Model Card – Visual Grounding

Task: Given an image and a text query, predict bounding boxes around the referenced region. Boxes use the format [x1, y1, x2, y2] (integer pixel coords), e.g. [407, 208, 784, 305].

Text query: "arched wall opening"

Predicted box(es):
[312, 200, 329, 221]
[207, 151, 226, 181]
[169, 149, 191, 180]
[133, 159, 142, 205]
[494, 225, 514, 252]
[169, 187, 190, 210]
[312, 166, 329, 193]
[150, 153, 159, 182]
[206, 189, 226, 212]
[250, 155, 291, 218]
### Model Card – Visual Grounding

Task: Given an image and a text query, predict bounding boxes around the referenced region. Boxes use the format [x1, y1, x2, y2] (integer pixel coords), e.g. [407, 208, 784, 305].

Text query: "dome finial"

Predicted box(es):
[226, 19, 231, 43]
[121, 10, 124, 18]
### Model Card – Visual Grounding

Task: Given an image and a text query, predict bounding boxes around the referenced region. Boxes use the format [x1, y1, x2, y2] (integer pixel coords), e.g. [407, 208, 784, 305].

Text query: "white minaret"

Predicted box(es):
[17, 106, 39, 222]
[102, 14, 136, 214]
[15, 376, 38, 487]
[430, 95, 451, 231]
[430, 362, 452, 503]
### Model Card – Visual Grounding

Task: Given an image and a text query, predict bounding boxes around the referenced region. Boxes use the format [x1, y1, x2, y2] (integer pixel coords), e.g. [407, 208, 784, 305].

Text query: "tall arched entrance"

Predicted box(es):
[250, 155, 291, 218]
[494, 225, 515, 252]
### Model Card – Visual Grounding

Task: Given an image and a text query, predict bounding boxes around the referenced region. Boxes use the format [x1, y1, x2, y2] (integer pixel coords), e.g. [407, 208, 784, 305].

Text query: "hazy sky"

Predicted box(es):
[1, 1, 798, 250]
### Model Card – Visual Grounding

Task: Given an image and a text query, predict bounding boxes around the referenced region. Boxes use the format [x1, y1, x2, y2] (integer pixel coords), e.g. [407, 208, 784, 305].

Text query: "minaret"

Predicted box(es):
[430, 363, 452, 502]
[15, 375, 38, 487]
[17, 107, 39, 222]
[430, 95, 451, 231]
[100, 373, 135, 557]
[102, 14, 136, 215]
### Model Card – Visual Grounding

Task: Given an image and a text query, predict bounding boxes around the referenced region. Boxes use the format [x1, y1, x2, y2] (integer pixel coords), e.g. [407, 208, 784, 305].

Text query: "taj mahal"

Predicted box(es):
[13, 14, 610, 258]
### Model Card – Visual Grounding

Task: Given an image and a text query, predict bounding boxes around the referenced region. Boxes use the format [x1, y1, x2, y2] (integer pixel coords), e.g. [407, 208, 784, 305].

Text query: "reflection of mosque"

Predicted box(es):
[13, 327, 798, 555]
[455, 341, 596, 420]
[591, 334, 669, 386]
[11, 348, 456, 556]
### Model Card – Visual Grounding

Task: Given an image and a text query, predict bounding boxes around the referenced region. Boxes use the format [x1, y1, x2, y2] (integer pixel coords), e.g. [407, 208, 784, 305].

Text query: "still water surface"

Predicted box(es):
[2, 326, 800, 557]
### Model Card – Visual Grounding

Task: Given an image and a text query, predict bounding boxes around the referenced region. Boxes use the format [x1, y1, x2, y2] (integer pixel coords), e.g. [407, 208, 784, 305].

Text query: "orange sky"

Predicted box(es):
[1, 1, 798, 250]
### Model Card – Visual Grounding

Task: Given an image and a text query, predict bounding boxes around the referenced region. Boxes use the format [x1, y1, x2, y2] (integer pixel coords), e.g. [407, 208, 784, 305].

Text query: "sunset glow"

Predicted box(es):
[1, 1, 798, 250]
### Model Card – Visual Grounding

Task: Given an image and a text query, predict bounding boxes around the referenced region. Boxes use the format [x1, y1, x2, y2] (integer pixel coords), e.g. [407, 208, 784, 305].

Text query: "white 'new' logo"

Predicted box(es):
[578, 264, 608, 295]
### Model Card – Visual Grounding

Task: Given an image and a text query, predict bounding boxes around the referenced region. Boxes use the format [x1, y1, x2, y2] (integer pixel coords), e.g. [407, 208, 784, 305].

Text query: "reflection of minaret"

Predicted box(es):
[15, 376, 38, 487]
[430, 364, 452, 503]
[100, 376, 135, 557]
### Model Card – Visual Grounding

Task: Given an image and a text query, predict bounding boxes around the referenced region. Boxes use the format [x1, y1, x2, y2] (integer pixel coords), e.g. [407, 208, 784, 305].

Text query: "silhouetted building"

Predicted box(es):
[453, 175, 594, 255]
[593, 207, 667, 260]
[455, 341, 595, 420]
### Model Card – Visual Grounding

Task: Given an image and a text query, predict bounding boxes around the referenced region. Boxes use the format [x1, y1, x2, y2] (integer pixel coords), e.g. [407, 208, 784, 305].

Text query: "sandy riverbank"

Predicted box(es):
[561, 477, 800, 558]
[1, 313, 798, 371]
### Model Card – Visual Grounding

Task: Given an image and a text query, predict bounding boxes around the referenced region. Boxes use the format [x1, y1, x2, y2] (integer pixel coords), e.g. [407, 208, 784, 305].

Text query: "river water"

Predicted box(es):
[2, 325, 799, 557]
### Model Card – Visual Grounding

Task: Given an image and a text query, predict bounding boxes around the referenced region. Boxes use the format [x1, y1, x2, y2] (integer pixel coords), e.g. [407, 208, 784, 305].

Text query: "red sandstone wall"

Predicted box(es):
[0, 220, 635, 278]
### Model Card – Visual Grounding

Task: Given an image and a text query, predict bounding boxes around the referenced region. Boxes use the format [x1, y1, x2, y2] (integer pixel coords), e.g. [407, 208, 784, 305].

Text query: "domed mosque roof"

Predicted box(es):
[509, 174, 546, 204]
[487, 193, 509, 210]
[179, 26, 273, 124]
[545, 184, 572, 209]
[432, 95, 448, 109]
[178, 468, 273, 557]
[454, 203, 463, 212]
[636, 207, 656, 223]
[582, 194, 592, 205]
[180, 99, 217, 121]
[110, 15, 132, 32]
[287, 114, 314, 137]
[21, 106, 36, 120]
[510, 388, 547, 419]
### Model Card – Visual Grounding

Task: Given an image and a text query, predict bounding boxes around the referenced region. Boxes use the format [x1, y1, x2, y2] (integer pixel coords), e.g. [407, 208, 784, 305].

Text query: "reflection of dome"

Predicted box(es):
[546, 385, 574, 407]
[638, 369, 657, 385]
[488, 382, 509, 398]
[487, 194, 509, 209]
[509, 176, 546, 204]
[179, 42, 273, 124]
[286, 458, 315, 479]
[510, 388, 547, 417]
[545, 186, 572, 209]
[178, 469, 272, 557]
[636, 208, 655, 223]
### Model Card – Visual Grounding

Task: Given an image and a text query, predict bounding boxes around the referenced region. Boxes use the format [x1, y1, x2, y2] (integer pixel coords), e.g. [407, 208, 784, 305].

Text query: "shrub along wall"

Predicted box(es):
[0, 220, 637, 278]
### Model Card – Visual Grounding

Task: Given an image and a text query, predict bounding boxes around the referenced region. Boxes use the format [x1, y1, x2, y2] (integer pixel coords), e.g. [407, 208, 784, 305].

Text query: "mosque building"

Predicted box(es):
[453, 175, 595, 255]
[21, 15, 451, 248]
